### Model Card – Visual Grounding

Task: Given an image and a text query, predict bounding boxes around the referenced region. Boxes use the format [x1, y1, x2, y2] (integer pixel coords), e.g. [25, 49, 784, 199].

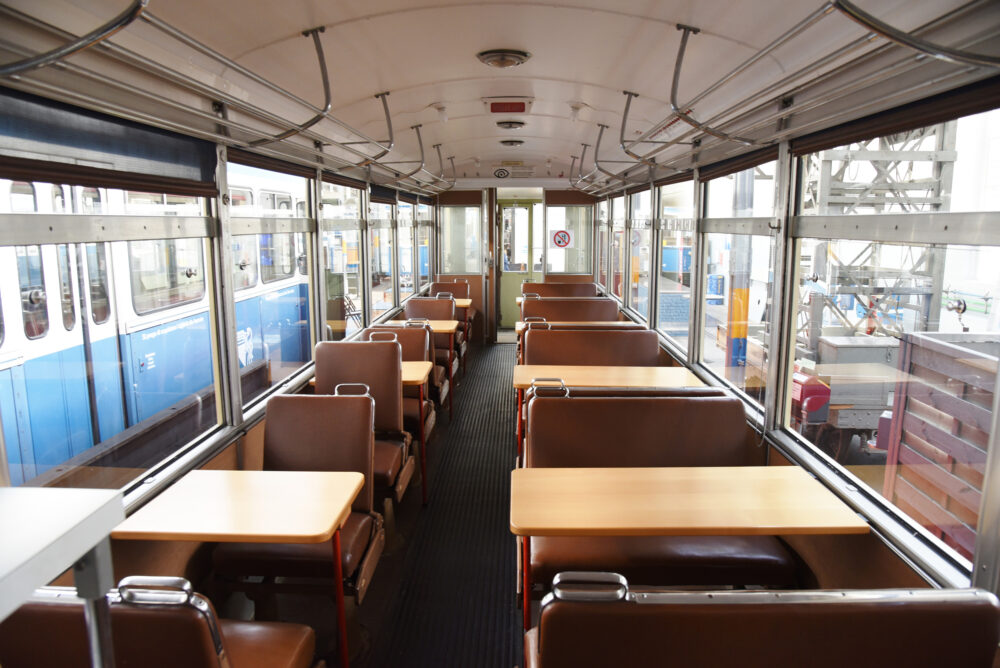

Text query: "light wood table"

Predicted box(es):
[114, 470, 363, 667]
[1, 487, 124, 667]
[513, 364, 704, 390]
[454, 298, 471, 309]
[402, 360, 434, 505]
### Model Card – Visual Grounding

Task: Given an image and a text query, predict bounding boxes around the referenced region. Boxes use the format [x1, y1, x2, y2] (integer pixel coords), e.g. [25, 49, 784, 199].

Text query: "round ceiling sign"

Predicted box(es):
[493, 167, 510, 178]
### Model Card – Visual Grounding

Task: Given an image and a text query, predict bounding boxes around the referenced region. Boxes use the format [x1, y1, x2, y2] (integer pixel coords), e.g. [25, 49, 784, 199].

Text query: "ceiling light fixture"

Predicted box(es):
[500, 139, 524, 147]
[496, 120, 525, 130]
[569, 102, 584, 122]
[433, 103, 448, 122]
[477, 49, 531, 68]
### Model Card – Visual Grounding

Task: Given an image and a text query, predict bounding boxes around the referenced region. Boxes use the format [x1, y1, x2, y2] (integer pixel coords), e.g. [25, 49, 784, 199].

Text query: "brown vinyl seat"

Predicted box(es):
[520, 297, 620, 322]
[516, 321, 645, 362]
[430, 280, 476, 341]
[0, 577, 317, 668]
[525, 573, 1000, 668]
[314, 341, 415, 505]
[521, 328, 661, 366]
[405, 296, 463, 398]
[213, 394, 385, 604]
[522, 395, 800, 598]
[521, 281, 599, 297]
[361, 327, 436, 503]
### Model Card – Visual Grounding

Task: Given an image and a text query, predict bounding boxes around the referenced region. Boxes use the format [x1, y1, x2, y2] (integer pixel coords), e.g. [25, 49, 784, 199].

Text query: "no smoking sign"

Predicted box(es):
[551, 229, 574, 249]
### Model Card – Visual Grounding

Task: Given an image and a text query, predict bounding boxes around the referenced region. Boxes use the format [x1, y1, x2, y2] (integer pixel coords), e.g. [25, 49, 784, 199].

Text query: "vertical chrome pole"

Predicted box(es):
[212, 146, 242, 426]
[688, 171, 704, 364]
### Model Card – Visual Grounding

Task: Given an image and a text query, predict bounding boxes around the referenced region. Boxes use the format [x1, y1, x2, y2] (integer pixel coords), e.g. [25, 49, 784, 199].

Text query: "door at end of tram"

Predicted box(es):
[499, 203, 542, 328]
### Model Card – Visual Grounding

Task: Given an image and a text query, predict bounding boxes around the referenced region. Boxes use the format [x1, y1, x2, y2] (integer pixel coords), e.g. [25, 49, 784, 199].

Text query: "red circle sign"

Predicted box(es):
[553, 230, 571, 248]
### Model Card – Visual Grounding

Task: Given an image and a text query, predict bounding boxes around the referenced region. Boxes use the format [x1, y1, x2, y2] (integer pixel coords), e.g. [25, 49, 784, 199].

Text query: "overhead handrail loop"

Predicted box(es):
[0, 0, 148, 77]
[671, 25, 760, 147]
[249, 27, 331, 147]
[833, 0, 1000, 69]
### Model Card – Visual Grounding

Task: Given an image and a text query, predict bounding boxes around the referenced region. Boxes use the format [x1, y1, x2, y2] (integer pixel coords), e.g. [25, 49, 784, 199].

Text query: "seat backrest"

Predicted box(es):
[522, 329, 660, 366]
[522, 282, 599, 297]
[264, 394, 375, 513]
[531, 580, 1000, 668]
[314, 341, 403, 433]
[521, 297, 619, 322]
[0, 578, 240, 668]
[361, 326, 430, 362]
[430, 281, 470, 299]
[404, 296, 455, 321]
[525, 395, 760, 468]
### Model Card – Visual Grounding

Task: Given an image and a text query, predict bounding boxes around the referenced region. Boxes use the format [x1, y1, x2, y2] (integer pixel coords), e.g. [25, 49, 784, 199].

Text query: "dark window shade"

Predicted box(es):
[545, 189, 597, 205]
[0, 86, 216, 194]
[321, 171, 367, 190]
[369, 184, 398, 204]
[698, 146, 779, 182]
[227, 147, 316, 178]
[435, 190, 482, 206]
[791, 75, 1000, 156]
[397, 191, 419, 204]
[654, 171, 695, 188]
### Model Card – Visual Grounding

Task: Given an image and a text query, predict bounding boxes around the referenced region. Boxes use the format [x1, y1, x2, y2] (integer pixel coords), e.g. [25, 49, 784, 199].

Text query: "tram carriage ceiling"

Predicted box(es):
[0, 0, 997, 191]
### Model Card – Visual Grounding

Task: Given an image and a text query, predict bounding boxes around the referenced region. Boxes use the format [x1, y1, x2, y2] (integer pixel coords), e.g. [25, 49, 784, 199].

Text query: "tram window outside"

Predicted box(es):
[128, 239, 206, 314]
[597, 200, 609, 288]
[321, 182, 364, 340]
[656, 181, 695, 352]
[546, 206, 592, 274]
[788, 109, 1000, 564]
[228, 163, 308, 219]
[398, 202, 415, 301]
[627, 191, 652, 319]
[125, 191, 201, 216]
[56, 244, 76, 330]
[16, 245, 47, 339]
[51, 185, 67, 213]
[260, 233, 296, 283]
[231, 235, 259, 290]
[439, 205, 481, 274]
[416, 203, 432, 289]
[85, 243, 111, 324]
[79, 187, 102, 213]
[370, 202, 395, 319]
[611, 196, 625, 300]
[10, 181, 36, 213]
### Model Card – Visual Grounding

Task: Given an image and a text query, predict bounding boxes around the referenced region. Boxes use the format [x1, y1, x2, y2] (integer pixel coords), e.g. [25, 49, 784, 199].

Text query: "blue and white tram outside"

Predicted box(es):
[0, 177, 311, 486]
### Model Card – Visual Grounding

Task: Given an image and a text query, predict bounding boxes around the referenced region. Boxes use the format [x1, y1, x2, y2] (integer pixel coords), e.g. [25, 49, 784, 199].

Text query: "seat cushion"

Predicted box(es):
[213, 512, 375, 580]
[531, 535, 799, 587]
[373, 440, 404, 488]
[403, 397, 435, 438]
[220, 619, 315, 668]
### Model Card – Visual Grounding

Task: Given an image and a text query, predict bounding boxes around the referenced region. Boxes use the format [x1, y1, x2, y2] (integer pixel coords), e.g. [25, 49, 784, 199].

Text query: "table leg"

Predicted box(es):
[448, 332, 455, 418]
[332, 530, 349, 668]
[75, 537, 115, 668]
[522, 535, 531, 631]
[419, 383, 428, 506]
[516, 389, 524, 458]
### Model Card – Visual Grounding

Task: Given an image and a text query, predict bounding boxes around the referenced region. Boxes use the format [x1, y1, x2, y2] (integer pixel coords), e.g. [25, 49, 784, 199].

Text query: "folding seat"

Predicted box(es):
[213, 394, 385, 607]
[0, 577, 317, 668]
[314, 341, 415, 506]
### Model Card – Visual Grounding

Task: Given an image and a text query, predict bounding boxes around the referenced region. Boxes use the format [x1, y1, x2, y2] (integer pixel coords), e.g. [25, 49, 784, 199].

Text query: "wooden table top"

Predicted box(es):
[510, 466, 869, 537]
[113, 470, 363, 543]
[402, 360, 433, 386]
[513, 365, 704, 389]
[392, 319, 459, 333]
[454, 298, 471, 309]
[515, 320, 641, 334]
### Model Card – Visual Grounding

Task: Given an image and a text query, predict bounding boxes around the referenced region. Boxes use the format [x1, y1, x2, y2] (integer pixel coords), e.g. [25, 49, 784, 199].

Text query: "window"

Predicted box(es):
[611, 196, 626, 300]
[546, 205, 592, 274]
[440, 206, 481, 274]
[700, 161, 777, 405]
[125, 191, 201, 216]
[259, 233, 296, 283]
[416, 202, 432, 289]
[228, 163, 309, 219]
[628, 191, 652, 318]
[51, 185, 66, 213]
[369, 202, 395, 319]
[231, 235, 259, 290]
[398, 202, 415, 301]
[128, 239, 206, 314]
[230, 187, 253, 209]
[10, 181, 36, 213]
[57, 244, 76, 330]
[321, 183, 364, 340]
[787, 109, 1000, 564]
[656, 182, 695, 351]
[597, 200, 609, 288]
[86, 243, 111, 324]
[16, 245, 47, 339]
[79, 187, 102, 213]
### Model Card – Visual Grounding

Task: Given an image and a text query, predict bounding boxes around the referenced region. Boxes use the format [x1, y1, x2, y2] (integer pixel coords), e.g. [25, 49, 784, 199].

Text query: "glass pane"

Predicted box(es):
[86, 243, 111, 324]
[323, 228, 364, 340]
[57, 244, 76, 330]
[321, 182, 362, 220]
[128, 239, 206, 315]
[398, 224, 415, 301]
[417, 224, 431, 289]
[657, 181, 695, 351]
[706, 161, 776, 218]
[259, 233, 296, 284]
[532, 203, 544, 272]
[440, 206, 481, 273]
[125, 191, 201, 215]
[801, 110, 1000, 216]
[629, 191, 653, 317]
[598, 225, 609, 288]
[79, 187, 102, 214]
[789, 237, 1000, 563]
[546, 206, 592, 273]
[611, 196, 626, 299]
[16, 245, 48, 339]
[10, 181, 36, 213]
[228, 163, 309, 218]
[231, 235, 259, 291]
[51, 185, 67, 213]
[370, 226, 395, 319]
[701, 233, 774, 405]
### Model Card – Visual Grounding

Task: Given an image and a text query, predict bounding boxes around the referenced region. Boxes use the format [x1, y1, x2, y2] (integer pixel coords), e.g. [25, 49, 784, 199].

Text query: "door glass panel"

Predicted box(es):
[546, 206, 592, 274]
[657, 181, 695, 352]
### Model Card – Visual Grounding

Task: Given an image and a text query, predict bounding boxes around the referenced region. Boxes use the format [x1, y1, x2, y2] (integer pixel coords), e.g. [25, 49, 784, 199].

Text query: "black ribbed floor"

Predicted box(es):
[358, 342, 521, 667]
